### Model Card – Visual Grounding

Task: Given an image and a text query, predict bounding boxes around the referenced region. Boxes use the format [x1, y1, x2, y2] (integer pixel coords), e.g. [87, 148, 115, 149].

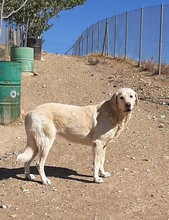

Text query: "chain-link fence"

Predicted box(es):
[67, 4, 169, 74]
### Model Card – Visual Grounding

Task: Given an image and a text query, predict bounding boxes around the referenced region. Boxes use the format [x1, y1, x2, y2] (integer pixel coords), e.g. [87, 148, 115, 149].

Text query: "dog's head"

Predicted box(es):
[110, 88, 138, 113]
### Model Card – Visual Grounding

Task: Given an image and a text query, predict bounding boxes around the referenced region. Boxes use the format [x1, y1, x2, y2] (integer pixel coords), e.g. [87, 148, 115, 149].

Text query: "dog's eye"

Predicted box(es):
[120, 96, 124, 100]
[130, 95, 133, 98]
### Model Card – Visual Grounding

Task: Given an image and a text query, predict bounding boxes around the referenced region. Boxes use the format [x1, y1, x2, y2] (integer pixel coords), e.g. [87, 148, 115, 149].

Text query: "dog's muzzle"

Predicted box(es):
[125, 103, 132, 112]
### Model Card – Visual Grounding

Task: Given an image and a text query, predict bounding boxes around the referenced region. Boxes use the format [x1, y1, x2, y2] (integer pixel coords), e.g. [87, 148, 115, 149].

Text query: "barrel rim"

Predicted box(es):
[10, 46, 34, 50]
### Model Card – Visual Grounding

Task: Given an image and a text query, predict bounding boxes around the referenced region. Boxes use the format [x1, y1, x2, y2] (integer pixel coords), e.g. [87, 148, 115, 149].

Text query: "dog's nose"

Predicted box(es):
[126, 102, 131, 108]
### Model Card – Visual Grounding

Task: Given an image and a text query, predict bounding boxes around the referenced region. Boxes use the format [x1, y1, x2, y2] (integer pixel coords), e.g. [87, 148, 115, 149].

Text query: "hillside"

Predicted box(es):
[0, 54, 169, 220]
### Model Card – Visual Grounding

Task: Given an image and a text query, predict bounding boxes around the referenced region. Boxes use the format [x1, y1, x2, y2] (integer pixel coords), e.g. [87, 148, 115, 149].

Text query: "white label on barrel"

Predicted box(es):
[10, 90, 17, 98]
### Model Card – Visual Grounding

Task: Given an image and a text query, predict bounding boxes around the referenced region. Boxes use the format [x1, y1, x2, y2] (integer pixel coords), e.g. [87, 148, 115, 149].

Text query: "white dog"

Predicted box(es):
[17, 88, 138, 185]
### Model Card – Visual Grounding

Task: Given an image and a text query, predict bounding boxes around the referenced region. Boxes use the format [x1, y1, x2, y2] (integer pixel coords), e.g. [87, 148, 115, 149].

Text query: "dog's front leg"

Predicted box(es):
[99, 145, 111, 178]
[92, 140, 105, 183]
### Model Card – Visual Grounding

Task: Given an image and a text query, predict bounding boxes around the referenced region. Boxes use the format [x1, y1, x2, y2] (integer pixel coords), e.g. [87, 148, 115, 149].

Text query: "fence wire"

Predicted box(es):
[69, 4, 169, 74]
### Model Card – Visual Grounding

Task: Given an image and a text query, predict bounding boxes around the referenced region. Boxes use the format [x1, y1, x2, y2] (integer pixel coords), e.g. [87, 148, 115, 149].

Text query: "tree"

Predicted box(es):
[0, 0, 28, 37]
[3, 0, 87, 38]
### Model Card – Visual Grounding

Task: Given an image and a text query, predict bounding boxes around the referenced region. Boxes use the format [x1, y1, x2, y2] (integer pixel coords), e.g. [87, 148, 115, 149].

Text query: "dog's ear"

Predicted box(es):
[135, 93, 138, 105]
[110, 92, 117, 106]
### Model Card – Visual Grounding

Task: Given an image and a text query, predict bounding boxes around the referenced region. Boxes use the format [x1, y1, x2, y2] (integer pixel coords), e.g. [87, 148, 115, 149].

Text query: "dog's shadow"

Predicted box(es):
[0, 166, 93, 184]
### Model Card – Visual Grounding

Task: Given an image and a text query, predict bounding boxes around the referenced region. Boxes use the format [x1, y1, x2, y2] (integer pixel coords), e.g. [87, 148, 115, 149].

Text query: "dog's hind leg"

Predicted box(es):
[17, 133, 38, 180]
[36, 137, 55, 185]
[35, 123, 56, 185]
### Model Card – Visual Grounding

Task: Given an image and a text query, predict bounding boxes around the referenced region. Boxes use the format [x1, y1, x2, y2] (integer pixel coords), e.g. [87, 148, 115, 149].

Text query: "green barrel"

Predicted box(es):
[10, 47, 34, 72]
[0, 61, 21, 124]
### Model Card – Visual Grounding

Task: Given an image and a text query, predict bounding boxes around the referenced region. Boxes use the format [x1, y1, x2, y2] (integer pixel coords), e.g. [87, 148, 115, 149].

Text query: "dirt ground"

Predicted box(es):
[0, 54, 169, 220]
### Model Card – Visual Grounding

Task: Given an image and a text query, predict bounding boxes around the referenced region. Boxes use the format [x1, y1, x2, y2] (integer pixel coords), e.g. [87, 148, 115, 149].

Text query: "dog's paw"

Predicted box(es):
[42, 178, 51, 185]
[25, 173, 35, 180]
[101, 171, 111, 178]
[94, 177, 104, 184]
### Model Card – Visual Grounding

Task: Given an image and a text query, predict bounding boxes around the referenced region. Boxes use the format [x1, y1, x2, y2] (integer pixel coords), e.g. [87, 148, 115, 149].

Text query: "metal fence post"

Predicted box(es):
[113, 15, 117, 57]
[102, 18, 108, 55]
[124, 11, 128, 60]
[158, 3, 164, 75]
[97, 21, 100, 53]
[73, 42, 76, 55]
[74, 42, 77, 56]
[79, 34, 82, 56]
[91, 24, 94, 54]
[105, 18, 109, 55]
[81, 32, 84, 56]
[86, 28, 89, 55]
[79, 33, 83, 55]
[138, 7, 143, 67]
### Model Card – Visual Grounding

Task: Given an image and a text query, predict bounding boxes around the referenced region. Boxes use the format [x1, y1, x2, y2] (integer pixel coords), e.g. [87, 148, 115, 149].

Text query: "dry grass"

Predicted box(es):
[86, 54, 137, 67]
[140, 61, 169, 75]
[140, 61, 158, 74]
[161, 64, 169, 75]
[86, 54, 169, 76]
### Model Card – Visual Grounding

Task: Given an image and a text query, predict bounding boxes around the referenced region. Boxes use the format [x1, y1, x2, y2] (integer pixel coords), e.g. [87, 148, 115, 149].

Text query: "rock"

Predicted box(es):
[22, 189, 30, 193]
[159, 123, 164, 128]
[146, 169, 150, 173]
[9, 214, 17, 218]
[160, 115, 166, 118]
[152, 116, 157, 120]
[123, 168, 129, 172]
[0, 204, 7, 209]
[164, 156, 169, 160]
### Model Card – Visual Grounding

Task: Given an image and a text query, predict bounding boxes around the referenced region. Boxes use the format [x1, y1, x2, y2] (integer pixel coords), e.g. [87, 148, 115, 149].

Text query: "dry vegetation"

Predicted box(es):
[0, 45, 5, 60]
[86, 54, 169, 76]
[140, 61, 169, 75]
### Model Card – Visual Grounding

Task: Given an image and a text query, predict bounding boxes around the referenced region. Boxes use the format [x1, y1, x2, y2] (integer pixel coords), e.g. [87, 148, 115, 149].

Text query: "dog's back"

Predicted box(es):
[25, 103, 99, 145]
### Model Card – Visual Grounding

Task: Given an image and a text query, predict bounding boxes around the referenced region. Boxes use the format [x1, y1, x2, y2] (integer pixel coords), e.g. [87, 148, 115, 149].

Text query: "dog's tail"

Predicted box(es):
[17, 146, 37, 163]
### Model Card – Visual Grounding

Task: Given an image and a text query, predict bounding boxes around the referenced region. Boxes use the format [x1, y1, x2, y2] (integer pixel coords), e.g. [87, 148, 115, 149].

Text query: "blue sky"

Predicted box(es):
[43, 0, 169, 54]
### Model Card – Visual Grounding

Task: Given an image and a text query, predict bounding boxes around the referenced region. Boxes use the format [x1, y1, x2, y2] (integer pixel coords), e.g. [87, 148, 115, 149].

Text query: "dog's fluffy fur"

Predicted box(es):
[17, 88, 138, 184]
